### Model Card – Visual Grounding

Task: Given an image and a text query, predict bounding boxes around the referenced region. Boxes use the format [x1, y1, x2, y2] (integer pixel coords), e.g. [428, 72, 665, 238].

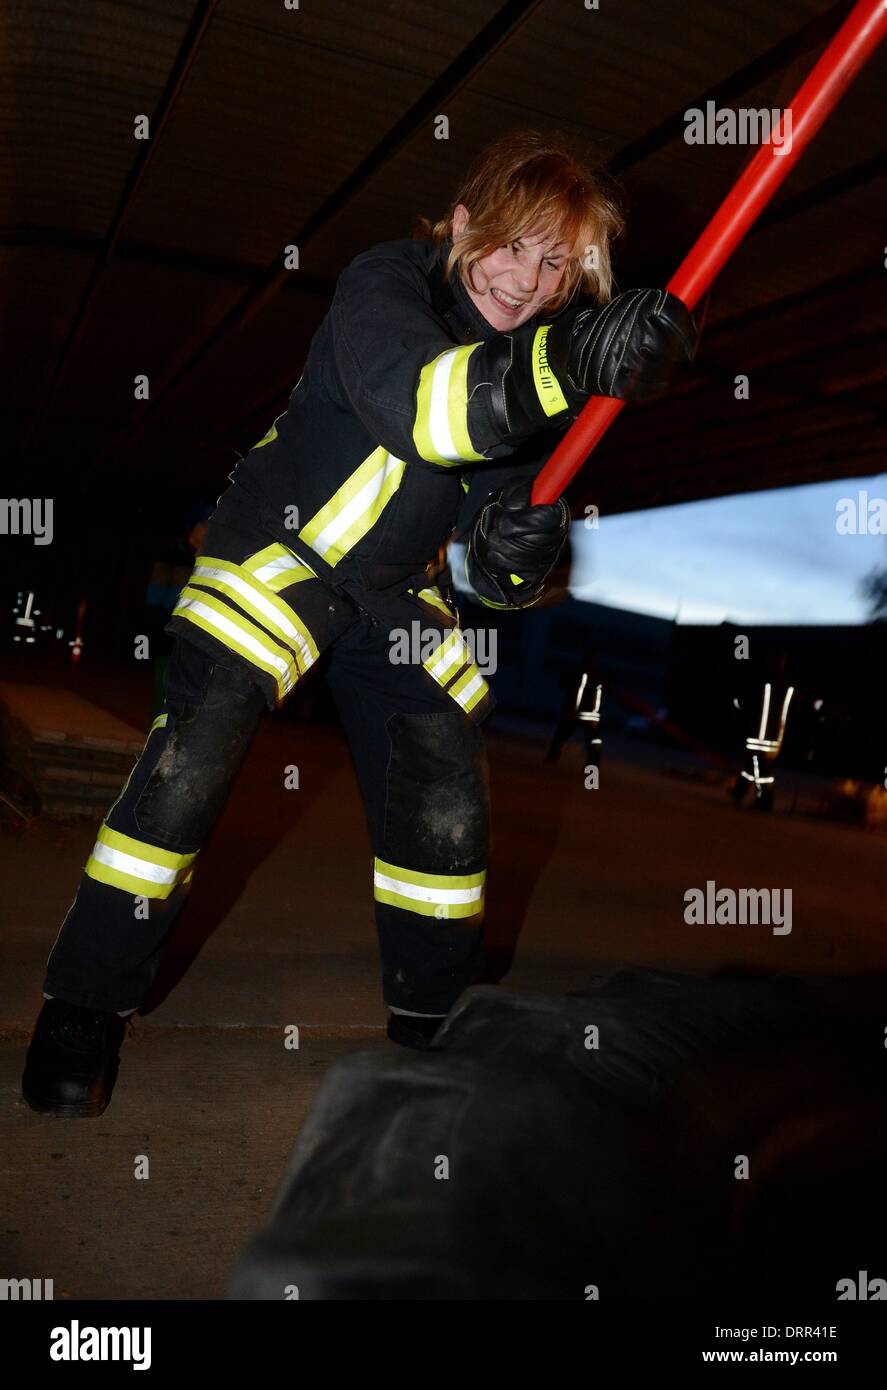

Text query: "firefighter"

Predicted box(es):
[23, 130, 698, 1115]
[729, 650, 795, 812]
[546, 650, 604, 769]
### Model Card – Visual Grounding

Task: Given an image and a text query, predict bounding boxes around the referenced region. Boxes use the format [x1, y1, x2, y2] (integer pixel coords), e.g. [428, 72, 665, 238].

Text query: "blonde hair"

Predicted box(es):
[417, 129, 624, 311]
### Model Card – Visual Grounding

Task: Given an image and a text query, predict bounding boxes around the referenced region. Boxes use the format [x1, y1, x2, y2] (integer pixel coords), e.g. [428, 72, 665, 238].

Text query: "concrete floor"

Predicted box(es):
[2, 660, 886, 1298]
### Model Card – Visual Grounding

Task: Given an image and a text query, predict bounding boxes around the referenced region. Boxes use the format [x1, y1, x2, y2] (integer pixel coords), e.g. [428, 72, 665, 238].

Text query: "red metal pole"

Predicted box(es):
[532, 0, 887, 504]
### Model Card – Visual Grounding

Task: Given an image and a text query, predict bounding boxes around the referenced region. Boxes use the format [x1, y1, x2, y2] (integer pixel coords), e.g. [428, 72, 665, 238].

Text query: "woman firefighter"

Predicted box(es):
[23, 130, 697, 1114]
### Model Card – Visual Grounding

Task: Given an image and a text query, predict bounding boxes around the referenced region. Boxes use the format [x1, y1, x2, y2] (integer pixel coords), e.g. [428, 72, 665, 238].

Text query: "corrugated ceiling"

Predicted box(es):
[2, 0, 885, 533]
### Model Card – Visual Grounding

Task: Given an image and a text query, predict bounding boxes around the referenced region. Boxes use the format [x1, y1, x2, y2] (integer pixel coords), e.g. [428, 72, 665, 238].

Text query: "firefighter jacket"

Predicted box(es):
[168, 236, 571, 717]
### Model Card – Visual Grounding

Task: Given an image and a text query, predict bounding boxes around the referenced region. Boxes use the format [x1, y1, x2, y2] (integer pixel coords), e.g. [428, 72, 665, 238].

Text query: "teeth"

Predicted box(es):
[494, 289, 522, 308]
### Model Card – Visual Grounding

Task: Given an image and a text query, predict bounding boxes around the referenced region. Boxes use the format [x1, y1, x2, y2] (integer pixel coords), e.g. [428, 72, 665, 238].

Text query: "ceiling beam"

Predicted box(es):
[755, 149, 887, 230]
[0, 229, 335, 296]
[23, 0, 224, 450]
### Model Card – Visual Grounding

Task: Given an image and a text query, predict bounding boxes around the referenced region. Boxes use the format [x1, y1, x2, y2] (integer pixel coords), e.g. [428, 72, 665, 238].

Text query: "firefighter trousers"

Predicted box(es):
[43, 620, 491, 1019]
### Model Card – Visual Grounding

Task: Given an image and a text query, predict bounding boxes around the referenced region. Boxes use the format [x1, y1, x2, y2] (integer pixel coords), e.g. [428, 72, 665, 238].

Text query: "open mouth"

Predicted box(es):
[490, 287, 527, 313]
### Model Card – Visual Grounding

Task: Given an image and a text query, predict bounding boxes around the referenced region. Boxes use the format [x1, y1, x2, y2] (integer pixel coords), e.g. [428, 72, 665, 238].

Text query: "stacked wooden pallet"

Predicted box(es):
[0, 683, 145, 819]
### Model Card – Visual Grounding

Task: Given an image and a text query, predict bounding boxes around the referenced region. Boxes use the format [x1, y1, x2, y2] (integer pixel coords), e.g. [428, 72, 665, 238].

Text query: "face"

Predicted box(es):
[452, 203, 571, 330]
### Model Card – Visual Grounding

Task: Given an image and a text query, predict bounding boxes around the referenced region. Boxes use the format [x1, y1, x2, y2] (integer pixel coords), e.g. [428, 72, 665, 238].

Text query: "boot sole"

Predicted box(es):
[22, 1060, 119, 1118]
[22, 1088, 112, 1118]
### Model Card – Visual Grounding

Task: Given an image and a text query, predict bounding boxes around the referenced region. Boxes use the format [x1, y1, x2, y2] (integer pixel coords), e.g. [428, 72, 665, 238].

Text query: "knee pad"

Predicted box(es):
[383, 711, 489, 873]
[132, 646, 266, 850]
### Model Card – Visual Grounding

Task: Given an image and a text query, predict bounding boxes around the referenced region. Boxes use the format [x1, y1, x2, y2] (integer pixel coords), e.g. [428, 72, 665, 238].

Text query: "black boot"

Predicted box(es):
[386, 1012, 446, 1050]
[22, 999, 128, 1117]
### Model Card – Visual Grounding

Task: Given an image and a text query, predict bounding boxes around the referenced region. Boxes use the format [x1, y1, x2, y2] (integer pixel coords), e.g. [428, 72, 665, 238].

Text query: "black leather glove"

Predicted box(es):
[551, 288, 698, 403]
[481, 289, 698, 443]
[465, 477, 570, 610]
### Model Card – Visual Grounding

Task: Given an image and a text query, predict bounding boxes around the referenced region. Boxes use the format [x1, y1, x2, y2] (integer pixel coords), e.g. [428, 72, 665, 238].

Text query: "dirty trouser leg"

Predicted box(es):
[325, 617, 491, 1019]
[43, 636, 266, 1012]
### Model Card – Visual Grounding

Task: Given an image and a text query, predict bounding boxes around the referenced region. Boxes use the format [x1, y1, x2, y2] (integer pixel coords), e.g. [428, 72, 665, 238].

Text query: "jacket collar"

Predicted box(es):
[430, 238, 500, 344]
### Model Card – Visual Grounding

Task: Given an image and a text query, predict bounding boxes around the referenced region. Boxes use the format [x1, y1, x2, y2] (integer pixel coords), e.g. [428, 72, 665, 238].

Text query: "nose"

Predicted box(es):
[514, 259, 539, 295]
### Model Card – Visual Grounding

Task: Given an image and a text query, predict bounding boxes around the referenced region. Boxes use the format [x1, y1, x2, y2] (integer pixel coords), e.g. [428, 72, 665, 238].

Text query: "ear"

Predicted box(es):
[452, 203, 470, 238]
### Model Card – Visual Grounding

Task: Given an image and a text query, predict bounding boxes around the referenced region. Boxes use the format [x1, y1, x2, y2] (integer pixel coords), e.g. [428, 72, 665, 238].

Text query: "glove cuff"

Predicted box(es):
[481, 322, 575, 444]
[464, 547, 546, 610]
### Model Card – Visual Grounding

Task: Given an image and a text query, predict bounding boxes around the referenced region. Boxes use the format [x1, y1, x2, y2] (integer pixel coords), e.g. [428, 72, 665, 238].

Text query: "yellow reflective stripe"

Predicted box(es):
[422, 629, 468, 684]
[85, 824, 197, 900]
[416, 585, 455, 619]
[301, 447, 406, 567]
[375, 859, 485, 892]
[172, 586, 297, 702]
[242, 543, 316, 591]
[460, 476, 470, 493]
[253, 423, 278, 448]
[148, 712, 168, 735]
[99, 824, 193, 871]
[373, 857, 485, 919]
[420, 629, 489, 715]
[414, 345, 485, 465]
[531, 326, 569, 417]
[448, 662, 489, 714]
[190, 556, 318, 670]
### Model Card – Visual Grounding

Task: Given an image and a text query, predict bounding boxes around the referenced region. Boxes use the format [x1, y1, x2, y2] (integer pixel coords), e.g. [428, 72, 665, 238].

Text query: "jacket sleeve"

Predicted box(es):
[329, 244, 520, 469]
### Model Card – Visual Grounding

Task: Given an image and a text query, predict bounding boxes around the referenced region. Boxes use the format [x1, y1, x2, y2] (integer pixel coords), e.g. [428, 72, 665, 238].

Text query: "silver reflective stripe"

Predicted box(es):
[427, 349, 462, 462]
[90, 841, 180, 887]
[756, 684, 772, 741]
[192, 564, 312, 663]
[373, 869, 483, 908]
[174, 594, 296, 693]
[310, 452, 403, 559]
[426, 633, 468, 683]
[251, 553, 313, 586]
[449, 670, 485, 711]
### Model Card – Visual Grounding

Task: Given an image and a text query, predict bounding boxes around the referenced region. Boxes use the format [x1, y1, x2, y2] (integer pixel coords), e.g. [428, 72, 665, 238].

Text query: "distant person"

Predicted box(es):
[729, 650, 795, 813]
[545, 652, 604, 770]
